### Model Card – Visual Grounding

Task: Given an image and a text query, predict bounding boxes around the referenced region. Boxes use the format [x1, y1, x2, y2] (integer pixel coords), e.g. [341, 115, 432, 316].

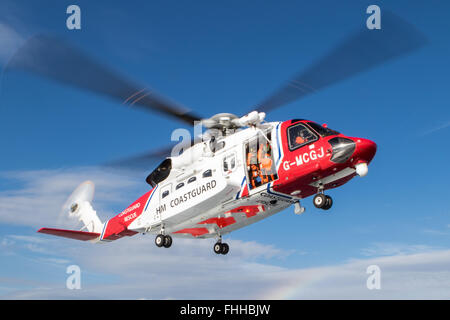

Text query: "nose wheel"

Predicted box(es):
[313, 193, 333, 210]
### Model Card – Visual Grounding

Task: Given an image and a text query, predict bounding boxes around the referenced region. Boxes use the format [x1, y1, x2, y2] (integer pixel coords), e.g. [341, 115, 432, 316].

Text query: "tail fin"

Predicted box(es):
[38, 181, 103, 242]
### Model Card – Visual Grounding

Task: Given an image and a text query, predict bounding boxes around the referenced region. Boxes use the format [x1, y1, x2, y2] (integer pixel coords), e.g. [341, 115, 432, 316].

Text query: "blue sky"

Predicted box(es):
[0, 0, 449, 299]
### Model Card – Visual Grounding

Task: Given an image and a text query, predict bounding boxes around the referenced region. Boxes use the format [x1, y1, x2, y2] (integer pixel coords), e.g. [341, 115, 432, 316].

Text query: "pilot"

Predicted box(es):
[295, 135, 305, 145]
[295, 129, 309, 146]
[247, 146, 260, 188]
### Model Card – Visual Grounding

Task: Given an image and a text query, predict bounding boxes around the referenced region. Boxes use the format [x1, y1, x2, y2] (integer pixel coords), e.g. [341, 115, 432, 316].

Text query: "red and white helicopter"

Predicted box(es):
[38, 112, 376, 255]
[7, 11, 425, 254]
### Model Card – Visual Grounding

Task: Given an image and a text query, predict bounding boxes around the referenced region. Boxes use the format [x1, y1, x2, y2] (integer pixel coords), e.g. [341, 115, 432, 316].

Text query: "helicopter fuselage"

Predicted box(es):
[97, 119, 377, 242]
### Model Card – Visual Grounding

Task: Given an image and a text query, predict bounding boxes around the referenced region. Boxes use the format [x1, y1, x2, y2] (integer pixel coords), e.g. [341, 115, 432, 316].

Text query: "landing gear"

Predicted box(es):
[213, 236, 229, 255]
[313, 193, 333, 210]
[155, 234, 172, 248]
[214, 242, 229, 255]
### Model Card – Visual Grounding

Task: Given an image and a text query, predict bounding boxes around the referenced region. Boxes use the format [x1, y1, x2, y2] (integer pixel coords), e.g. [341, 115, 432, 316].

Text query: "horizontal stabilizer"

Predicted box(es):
[37, 227, 100, 241]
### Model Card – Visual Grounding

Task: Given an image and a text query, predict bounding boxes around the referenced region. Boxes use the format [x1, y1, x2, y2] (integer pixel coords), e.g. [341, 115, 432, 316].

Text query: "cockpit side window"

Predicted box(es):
[287, 123, 318, 151]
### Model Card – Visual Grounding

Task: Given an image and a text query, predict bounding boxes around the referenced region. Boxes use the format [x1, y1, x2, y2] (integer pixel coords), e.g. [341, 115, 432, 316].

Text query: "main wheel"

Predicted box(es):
[322, 195, 333, 210]
[214, 242, 222, 254]
[221, 243, 229, 255]
[163, 235, 173, 248]
[313, 194, 327, 209]
[155, 234, 165, 247]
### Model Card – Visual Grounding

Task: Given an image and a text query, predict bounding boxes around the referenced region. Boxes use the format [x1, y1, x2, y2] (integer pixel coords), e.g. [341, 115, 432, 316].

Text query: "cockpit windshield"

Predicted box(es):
[306, 122, 339, 137]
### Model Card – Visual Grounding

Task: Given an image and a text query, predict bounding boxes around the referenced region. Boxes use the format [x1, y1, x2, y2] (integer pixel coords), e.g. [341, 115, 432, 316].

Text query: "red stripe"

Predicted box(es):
[102, 189, 154, 241]
[198, 217, 236, 229]
[173, 228, 210, 237]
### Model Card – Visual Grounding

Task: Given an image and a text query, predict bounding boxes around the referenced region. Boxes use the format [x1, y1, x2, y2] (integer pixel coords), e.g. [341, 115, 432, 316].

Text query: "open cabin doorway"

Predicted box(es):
[245, 131, 278, 190]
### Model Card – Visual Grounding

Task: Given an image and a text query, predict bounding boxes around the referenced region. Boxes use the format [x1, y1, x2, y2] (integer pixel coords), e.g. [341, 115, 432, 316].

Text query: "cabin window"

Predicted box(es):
[160, 184, 172, 200]
[202, 169, 212, 178]
[188, 176, 196, 184]
[176, 182, 184, 190]
[287, 123, 318, 151]
[223, 154, 236, 172]
[215, 141, 225, 152]
[209, 137, 225, 153]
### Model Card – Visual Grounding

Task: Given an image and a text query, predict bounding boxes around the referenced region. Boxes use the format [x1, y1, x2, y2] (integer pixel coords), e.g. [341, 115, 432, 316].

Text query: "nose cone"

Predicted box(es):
[354, 138, 377, 163]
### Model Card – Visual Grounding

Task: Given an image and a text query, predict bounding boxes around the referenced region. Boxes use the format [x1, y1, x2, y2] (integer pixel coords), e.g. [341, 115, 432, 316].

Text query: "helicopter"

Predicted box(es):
[5, 11, 426, 254]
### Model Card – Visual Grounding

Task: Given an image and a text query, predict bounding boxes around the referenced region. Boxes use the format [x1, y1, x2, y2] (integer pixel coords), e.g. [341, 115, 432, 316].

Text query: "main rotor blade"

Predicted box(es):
[255, 11, 428, 113]
[105, 147, 173, 171]
[104, 136, 195, 170]
[5, 35, 201, 125]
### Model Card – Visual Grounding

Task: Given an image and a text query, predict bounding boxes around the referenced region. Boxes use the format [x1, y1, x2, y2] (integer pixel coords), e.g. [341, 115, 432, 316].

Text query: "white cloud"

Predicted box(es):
[361, 242, 440, 257]
[0, 167, 144, 228]
[422, 229, 449, 236]
[2, 233, 450, 299]
[1, 168, 450, 300]
[0, 23, 24, 64]
[254, 248, 450, 299]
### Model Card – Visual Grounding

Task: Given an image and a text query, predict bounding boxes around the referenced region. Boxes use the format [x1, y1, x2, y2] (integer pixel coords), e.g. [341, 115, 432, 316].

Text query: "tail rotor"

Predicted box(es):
[57, 180, 102, 234]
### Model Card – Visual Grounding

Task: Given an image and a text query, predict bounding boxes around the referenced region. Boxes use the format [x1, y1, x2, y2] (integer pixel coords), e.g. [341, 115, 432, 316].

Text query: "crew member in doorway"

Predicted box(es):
[247, 145, 260, 188]
[258, 142, 274, 183]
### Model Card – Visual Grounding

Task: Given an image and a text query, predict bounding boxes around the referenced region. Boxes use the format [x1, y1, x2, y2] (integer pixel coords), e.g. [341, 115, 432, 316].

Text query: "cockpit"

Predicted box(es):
[287, 121, 339, 151]
[287, 122, 318, 151]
